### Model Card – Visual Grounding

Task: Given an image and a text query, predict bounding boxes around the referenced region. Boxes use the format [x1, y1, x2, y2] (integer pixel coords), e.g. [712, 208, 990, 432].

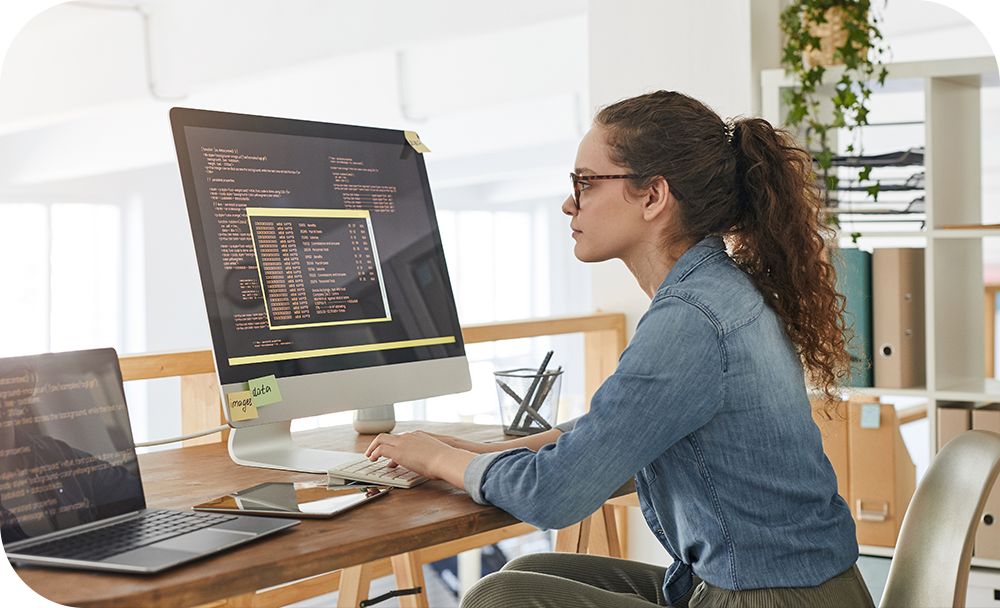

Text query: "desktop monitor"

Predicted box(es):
[169, 108, 471, 473]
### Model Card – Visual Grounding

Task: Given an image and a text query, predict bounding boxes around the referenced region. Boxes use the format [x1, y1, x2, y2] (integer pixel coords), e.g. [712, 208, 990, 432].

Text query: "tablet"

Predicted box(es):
[192, 481, 391, 519]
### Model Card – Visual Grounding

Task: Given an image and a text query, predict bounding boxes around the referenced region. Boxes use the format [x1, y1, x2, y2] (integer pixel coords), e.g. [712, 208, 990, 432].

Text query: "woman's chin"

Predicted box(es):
[573, 244, 606, 264]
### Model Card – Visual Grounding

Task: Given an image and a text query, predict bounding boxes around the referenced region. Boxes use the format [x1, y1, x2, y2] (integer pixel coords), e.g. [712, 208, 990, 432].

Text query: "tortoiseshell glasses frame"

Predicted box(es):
[569, 172, 643, 210]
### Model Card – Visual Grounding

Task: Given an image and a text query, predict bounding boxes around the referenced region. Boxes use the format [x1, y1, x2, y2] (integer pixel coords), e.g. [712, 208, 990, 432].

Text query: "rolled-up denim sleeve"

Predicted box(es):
[555, 417, 579, 434]
[468, 294, 725, 530]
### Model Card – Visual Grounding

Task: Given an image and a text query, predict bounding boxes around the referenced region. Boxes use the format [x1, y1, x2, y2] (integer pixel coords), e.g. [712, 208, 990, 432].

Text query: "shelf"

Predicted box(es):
[760, 56, 999, 93]
[973, 557, 1000, 570]
[861, 545, 1000, 571]
[858, 544, 895, 559]
[934, 379, 1000, 402]
[838, 231, 928, 239]
[844, 387, 929, 399]
[932, 228, 1000, 239]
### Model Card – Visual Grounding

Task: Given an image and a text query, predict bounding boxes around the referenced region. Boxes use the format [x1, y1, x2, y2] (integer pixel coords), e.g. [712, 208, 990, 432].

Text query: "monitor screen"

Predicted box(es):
[0, 349, 144, 546]
[170, 109, 465, 386]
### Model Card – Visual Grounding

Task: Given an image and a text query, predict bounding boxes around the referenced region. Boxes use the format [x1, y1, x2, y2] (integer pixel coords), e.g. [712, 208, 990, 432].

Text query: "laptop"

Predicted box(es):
[0, 348, 299, 573]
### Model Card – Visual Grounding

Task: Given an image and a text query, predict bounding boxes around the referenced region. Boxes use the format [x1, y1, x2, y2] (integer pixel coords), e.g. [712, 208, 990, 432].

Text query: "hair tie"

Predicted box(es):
[723, 118, 736, 145]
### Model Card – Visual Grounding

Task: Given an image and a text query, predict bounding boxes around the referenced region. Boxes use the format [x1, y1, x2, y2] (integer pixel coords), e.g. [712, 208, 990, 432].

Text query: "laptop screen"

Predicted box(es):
[0, 349, 144, 546]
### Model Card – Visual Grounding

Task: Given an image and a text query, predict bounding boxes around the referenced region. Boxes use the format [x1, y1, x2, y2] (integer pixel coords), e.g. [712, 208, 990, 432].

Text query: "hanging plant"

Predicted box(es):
[779, 0, 890, 207]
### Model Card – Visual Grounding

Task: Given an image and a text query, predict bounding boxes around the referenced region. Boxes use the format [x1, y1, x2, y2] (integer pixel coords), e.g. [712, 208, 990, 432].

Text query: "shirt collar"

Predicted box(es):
[657, 235, 726, 291]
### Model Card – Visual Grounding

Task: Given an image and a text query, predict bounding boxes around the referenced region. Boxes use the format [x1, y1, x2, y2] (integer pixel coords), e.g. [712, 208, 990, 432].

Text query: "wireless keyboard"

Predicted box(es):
[328, 458, 428, 488]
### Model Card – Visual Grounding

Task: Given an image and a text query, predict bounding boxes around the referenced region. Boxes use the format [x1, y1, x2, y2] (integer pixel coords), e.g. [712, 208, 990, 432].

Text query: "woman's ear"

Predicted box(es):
[642, 176, 673, 222]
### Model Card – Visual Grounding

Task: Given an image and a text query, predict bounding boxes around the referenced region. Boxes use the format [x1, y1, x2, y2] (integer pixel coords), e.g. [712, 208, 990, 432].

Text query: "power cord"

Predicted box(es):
[134, 424, 229, 448]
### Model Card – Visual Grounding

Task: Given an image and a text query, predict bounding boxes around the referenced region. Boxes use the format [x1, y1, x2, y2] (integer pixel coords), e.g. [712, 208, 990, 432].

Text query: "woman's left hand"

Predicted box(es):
[364, 431, 474, 488]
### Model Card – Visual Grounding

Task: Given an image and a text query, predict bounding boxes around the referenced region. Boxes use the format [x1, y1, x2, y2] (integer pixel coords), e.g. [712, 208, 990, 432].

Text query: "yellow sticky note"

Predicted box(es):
[227, 390, 258, 422]
[404, 130, 431, 153]
[249, 374, 283, 407]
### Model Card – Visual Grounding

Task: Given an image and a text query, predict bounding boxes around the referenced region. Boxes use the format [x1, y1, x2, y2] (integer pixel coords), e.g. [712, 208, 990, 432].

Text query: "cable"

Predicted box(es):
[135, 424, 229, 448]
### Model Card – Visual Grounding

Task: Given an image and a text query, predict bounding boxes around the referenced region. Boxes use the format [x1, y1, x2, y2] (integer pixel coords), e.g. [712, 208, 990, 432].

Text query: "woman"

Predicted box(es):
[365, 90, 874, 607]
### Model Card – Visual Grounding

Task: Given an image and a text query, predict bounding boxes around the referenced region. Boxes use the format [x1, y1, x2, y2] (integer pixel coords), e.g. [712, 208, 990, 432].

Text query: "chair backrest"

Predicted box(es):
[881, 430, 1000, 608]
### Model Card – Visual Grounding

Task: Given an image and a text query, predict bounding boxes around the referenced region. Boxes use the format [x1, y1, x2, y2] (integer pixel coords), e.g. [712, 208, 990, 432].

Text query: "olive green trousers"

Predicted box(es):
[460, 552, 875, 608]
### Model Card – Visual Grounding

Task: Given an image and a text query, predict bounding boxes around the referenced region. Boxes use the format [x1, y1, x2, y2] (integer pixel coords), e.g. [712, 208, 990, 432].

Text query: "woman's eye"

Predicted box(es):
[578, 181, 592, 190]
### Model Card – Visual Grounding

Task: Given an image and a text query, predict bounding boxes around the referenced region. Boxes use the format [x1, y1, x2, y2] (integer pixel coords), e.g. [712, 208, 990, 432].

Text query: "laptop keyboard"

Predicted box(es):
[19, 509, 238, 562]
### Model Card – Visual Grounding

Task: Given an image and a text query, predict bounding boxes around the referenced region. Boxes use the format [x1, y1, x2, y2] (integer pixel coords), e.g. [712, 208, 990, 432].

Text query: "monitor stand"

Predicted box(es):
[228, 421, 359, 474]
[227, 404, 397, 474]
[353, 404, 396, 434]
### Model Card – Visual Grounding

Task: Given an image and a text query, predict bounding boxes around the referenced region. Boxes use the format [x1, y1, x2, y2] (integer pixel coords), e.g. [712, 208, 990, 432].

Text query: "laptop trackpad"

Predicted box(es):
[155, 529, 251, 553]
[101, 546, 195, 569]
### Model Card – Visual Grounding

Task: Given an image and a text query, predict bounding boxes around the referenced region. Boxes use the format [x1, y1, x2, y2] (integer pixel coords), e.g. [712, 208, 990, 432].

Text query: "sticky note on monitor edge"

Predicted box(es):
[249, 374, 283, 407]
[227, 390, 258, 422]
[404, 131, 431, 153]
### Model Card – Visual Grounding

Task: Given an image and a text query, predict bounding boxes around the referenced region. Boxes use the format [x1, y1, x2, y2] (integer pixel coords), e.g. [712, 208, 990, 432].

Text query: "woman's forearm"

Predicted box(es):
[488, 427, 562, 452]
[440, 428, 563, 493]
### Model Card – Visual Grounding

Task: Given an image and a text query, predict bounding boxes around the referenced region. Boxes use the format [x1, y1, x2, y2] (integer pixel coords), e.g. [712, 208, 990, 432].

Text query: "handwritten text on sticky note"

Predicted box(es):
[249, 375, 283, 407]
[227, 391, 258, 422]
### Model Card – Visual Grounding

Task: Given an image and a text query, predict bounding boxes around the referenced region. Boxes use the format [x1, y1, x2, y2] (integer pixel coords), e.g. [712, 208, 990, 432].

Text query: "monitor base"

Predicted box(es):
[228, 421, 359, 474]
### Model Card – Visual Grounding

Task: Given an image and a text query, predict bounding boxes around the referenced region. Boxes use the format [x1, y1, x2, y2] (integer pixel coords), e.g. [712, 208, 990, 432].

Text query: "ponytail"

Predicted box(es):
[729, 118, 850, 402]
[596, 92, 850, 402]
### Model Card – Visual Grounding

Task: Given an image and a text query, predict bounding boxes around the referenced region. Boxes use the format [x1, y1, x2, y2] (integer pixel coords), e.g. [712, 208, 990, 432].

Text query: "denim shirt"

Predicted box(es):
[463, 236, 857, 605]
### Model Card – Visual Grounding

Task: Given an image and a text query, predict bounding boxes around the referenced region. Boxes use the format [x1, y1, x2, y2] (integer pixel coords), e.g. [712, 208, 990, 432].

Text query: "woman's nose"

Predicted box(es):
[561, 195, 576, 216]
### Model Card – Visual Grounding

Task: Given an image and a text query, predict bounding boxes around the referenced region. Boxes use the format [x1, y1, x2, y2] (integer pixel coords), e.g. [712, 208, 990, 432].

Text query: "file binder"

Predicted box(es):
[873, 248, 925, 388]
[835, 248, 873, 387]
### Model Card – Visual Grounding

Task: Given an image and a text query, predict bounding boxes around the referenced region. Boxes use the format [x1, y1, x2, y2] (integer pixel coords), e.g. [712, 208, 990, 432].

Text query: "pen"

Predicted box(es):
[497, 379, 551, 430]
[510, 350, 553, 429]
[520, 365, 561, 431]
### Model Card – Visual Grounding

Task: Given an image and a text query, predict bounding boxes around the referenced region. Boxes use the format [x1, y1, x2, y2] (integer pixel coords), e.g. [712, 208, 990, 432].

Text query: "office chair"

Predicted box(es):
[880, 429, 1000, 608]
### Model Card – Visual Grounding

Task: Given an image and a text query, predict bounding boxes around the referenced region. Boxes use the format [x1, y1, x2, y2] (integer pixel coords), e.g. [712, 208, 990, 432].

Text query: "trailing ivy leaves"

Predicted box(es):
[780, 0, 890, 214]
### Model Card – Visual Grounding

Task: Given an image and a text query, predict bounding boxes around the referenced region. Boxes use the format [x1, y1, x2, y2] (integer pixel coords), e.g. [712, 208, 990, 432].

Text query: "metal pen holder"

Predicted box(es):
[494, 367, 562, 436]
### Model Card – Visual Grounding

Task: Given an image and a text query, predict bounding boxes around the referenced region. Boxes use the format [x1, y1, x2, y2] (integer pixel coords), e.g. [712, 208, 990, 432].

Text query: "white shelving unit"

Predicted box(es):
[763, 56, 1000, 569]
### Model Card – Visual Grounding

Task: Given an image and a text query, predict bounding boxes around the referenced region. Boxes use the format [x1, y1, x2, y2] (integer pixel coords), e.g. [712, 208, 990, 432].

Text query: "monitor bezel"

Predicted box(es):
[169, 107, 469, 406]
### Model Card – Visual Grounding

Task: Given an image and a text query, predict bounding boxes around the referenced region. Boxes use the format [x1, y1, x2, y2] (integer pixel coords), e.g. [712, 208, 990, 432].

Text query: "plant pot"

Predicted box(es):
[803, 6, 867, 68]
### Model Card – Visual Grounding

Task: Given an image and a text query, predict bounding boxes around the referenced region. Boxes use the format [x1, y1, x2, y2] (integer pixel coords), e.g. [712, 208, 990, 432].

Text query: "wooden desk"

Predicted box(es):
[12, 422, 538, 608]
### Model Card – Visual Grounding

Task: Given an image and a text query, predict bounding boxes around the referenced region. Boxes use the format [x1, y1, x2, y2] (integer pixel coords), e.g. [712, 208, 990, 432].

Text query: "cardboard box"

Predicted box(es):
[848, 399, 916, 547]
[811, 397, 850, 507]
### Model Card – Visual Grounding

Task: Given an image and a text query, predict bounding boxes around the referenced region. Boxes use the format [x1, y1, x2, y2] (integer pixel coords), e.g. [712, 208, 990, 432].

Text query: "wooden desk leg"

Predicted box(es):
[586, 504, 622, 558]
[554, 517, 590, 553]
[338, 561, 377, 608]
[391, 551, 429, 608]
[554, 506, 623, 558]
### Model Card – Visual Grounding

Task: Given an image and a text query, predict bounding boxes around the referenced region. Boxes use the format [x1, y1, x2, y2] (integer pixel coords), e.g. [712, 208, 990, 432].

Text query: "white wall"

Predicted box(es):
[0, 1, 595, 445]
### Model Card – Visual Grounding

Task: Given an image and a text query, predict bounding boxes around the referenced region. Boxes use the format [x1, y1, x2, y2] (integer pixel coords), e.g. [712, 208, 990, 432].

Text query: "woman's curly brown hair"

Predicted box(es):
[596, 91, 851, 403]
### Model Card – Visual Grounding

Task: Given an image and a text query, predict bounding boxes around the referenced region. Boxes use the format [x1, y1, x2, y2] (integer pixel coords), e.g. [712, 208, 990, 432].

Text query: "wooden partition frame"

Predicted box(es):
[119, 313, 628, 608]
[119, 313, 627, 448]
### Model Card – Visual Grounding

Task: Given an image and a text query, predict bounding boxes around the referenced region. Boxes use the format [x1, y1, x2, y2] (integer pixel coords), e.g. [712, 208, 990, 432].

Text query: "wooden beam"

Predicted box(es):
[898, 405, 928, 426]
[181, 372, 226, 447]
[462, 313, 626, 344]
[120, 350, 215, 381]
[987, 286, 998, 378]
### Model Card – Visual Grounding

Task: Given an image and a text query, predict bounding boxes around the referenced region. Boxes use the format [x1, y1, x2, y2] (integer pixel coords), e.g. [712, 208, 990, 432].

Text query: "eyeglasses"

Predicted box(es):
[569, 172, 643, 210]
